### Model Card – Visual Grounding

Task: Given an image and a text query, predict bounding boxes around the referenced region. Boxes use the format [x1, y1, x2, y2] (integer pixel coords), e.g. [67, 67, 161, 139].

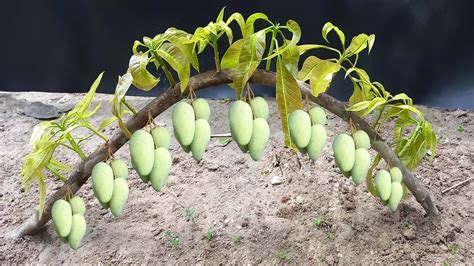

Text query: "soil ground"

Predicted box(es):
[0, 92, 473, 264]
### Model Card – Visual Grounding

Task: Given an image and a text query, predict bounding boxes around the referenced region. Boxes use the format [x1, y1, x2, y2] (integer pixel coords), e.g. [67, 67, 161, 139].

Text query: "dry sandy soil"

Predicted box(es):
[0, 92, 473, 264]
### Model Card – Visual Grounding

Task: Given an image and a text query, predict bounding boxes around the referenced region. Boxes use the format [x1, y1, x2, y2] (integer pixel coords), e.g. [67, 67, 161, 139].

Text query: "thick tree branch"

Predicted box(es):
[6, 69, 439, 239]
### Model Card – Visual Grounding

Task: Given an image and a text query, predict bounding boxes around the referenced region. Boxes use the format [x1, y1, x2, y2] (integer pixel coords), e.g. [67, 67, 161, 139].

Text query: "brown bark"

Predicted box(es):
[5, 69, 440, 239]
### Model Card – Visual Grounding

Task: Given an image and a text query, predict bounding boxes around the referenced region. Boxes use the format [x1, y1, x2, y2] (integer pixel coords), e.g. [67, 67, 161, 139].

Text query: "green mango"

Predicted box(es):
[91, 162, 114, 204]
[248, 118, 270, 161]
[151, 126, 171, 149]
[111, 159, 128, 180]
[238, 144, 248, 153]
[375, 170, 392, 201]
[129, 130, 155, 176]
[192, 98, 211, 120]
[250, 97, 269, 120]
[99, 201, 109, 209]
[388, 182, 403, 211]
[307, 124, 327, 161]
[69, 196, 86, 215]
[332, 134, 356, 172]
[309, 106, 327, 125]
[109, 178, 129, 217]
[149, 147, 172, 192]
[229, 100, 253, 146]
[68, 214, 86, 250]
[52, 199, 72, 238]
[353, 130, 371, 149]
[172, 101, 195, 147]
[289, 109, 312, 150]
[390, 167, 403, 183]
[181, 144, 191, 153]
[351, 148, 371, 185]
[342, 169, 351, 178]
[190, 119, 211, 161]
[139, 174, 149, 183]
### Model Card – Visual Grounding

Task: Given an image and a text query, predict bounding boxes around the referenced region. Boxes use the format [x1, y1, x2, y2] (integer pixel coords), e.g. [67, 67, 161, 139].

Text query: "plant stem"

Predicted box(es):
[266, 29, 277, 71]
[372, 105, 385, 129]
[153, 52, 176, 87]
[212, 41, 221, 72]
[65, 135, 87, 161]
[122, 98, 137, 115]
[85, 125, 109, 142]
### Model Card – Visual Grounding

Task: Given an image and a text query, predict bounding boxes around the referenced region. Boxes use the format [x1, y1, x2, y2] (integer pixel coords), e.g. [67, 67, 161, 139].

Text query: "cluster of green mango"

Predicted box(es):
[173, 99, 211, 161]
[91, 159, 129, 216]
[375, 167, 404, 211]
[51, 197, 87, 250]
[229, 97, 270, 161]
[130, 127, 172, 192]
[289, 106, 328, 161]
[332, 130, 372, 185]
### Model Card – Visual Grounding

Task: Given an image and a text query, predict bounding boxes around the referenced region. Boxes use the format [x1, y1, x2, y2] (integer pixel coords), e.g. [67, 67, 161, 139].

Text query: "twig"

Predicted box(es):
[441, 178, 473, 194]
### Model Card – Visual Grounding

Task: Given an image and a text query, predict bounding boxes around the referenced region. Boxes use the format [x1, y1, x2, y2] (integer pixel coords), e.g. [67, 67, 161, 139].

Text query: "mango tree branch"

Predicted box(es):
[5, 69, 439, 239]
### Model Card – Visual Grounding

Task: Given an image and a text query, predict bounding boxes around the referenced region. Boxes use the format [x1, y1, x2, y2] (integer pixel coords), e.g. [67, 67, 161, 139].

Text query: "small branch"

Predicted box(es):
[441, 178, 473, 194]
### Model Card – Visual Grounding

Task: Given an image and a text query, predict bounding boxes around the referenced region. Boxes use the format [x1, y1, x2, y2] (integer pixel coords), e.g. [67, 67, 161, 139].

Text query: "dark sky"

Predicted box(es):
[1, 0, 473, 109]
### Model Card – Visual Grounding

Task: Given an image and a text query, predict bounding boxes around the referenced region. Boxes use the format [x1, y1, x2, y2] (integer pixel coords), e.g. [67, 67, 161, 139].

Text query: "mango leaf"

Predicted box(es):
[309, 60, 341, 97]
[346, 100, 371, 112]
[216, 6, 226, 22]
[221, 39, 244, 69]
[155, 42, 191, 92]
[226, 12, 246, 38]
[37, 173, 46, 218]
[282, 43, 300, 77]
[232, 30, 266, 98]
[245, 13, 269, 37]
[112, 73, 133, 138]
[345, 33, 371, 56]
[70, 72, 103, 116]
[128, 53, 160, 91]
[348, 82, 373, 116]
[391, 93, 413, 105]
[275, 56, 303, 148]
[367, 34, 376, 54]
[366, 153, 382, 196]
[322, 22, 345, 48]
[297, 56, 321, 81]
[362, 97, 386, 116]
[297, 44, 341, 56]
[163, 28, 199, 71]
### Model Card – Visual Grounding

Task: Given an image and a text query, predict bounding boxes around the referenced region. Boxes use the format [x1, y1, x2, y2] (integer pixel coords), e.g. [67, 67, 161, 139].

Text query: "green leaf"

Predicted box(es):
[366, 153, 381, 196]
[155, 42, 191, 92]
[346, 100, 371, 112]
[232, 30, 266, 98]
[112, 73, 133, 138]
[309, 60, 341, 97]
[70, 72, 103, 116]
[362, 97, 386, 116]
[245, 13, 269, 37]
[128, 53, 160, 91]
[216, 6, 226, 22]
[345, 34, 370, 56]
[275, 56, 303, 148]
[297, 56, 320, 81]
[282, 44, 300, 77]
[367, 34, 376, 54]
[297, 56, 341, 96]
[217, 137, 233, 146]
[226, 12, 246, 38]
[221, 39, 244, 69]
[391, 93, 413, 105]
[322, 22, 345, 48]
